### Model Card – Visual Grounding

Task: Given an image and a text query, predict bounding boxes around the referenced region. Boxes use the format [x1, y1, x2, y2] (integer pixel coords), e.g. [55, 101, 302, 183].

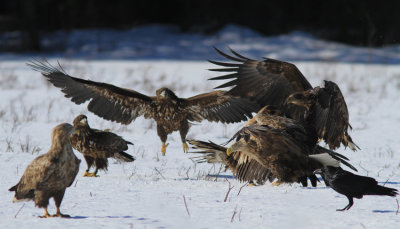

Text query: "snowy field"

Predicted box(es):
[1, 26, 400, 228]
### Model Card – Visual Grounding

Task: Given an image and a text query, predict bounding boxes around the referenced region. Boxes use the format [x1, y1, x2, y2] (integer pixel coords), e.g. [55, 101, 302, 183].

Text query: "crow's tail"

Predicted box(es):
[367, 185, 398, 197]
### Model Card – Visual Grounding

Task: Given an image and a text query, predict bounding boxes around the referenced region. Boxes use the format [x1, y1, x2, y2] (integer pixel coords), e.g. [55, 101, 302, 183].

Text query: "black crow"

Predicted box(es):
[314, 166, 398, 211]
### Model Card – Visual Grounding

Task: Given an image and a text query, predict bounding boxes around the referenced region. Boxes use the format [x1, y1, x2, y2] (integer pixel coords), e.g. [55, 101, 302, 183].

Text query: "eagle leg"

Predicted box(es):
[39, 207, 51, 218]
[52, 207, 70, 218]
[182, 142, 189, 153]
[271, 181, 282, 186]
[336, 196, 354, 211]
[161, 142, 169, 156]
[83, 169, 99, 177]
[179, 121, 189, 153]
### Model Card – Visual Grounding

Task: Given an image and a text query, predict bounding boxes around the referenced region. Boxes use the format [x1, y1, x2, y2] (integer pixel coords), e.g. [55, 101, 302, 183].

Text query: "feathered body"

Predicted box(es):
[314, 166, 398, 211]
[71, 115, 135, 177]
[28, 60, 258, 155]
[189, 106, 356, 186]
[209, 47, 358, 151]
[9, 123, 80, 218]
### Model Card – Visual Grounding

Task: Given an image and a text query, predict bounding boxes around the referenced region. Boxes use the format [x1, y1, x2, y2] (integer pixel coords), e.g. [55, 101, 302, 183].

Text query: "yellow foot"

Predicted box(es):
[161, 142, 169, 156]
[272, 181, 282, 186]
[39, 214, 52, 218]
[52, 213, 70, 218]
[83, 171, 99, 177]
[182, 142, 189, 153]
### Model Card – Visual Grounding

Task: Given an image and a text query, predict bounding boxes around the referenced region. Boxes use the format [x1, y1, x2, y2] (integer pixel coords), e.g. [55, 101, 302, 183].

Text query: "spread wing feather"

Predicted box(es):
[209, 47, 312, 108]
[27, 59, 155, 124]
[184, 90, 259, 123]
[313, 81, 358, 150]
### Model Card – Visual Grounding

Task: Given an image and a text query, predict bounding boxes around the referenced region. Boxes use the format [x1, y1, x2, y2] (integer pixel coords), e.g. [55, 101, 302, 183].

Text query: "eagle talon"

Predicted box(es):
[182, 143, 189, 153]
[161, 142, 169, 156]
[51, 212, 71, 218]
[272, 181, 282, 186]
[83, 171, 99, 177]
[39, 210, 51, 218]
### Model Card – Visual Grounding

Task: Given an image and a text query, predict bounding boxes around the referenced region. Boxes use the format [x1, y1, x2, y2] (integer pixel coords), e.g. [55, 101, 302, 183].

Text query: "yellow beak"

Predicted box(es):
[226, 147, 232, 156]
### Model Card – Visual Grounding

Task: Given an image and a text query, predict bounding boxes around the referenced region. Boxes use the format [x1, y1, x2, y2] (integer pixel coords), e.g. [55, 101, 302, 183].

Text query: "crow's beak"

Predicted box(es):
[313, 169, 322, 175]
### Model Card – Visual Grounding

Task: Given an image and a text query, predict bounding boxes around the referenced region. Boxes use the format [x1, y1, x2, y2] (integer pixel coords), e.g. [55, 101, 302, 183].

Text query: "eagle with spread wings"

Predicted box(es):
[209, 47, 358, 151]
[9, 123, 80, 218]
[189, 106, 357, 186]
[28, 60, 258, 156]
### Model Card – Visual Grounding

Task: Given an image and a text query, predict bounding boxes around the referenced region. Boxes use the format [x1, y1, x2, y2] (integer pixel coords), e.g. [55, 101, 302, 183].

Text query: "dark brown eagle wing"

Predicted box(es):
[313, 81, 358, 150]
[27, 59, 155, 124]
[209, 47, 313, 108]
[91, 129, 130, 152]
[183, 90, 258, 123]
[13, 154, 57, 195]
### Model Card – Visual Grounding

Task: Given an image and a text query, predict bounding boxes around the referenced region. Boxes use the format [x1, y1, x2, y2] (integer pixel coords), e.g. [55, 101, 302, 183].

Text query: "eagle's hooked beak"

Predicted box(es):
[160, 90, 166, 97]
[80, 118, 87, 124]
[226, 147, 232, 156]
[313, 169, 323, 175]
[286, 94, 297, 104]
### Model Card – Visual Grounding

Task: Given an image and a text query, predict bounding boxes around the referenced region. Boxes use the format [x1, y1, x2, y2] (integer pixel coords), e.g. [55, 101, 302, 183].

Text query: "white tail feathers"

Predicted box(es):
[309, 153, 340, 167]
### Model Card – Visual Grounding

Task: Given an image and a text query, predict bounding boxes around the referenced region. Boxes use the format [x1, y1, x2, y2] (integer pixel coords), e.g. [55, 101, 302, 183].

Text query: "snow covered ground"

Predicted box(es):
[1, 25, 400, 228]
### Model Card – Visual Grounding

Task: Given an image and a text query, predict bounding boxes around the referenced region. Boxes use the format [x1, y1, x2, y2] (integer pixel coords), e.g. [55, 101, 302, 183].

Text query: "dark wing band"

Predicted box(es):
[184, 90, 259, 123]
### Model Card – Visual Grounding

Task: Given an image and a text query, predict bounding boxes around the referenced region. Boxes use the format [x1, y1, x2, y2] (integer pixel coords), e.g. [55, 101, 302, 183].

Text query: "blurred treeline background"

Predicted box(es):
[1, 0, 400, 52]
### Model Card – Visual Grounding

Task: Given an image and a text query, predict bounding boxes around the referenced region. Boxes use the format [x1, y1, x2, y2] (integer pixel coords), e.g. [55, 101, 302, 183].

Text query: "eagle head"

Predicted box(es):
[156, 87, 178, 100]
[51, 123, 75, 142]
[73, 114, 89, 127]
[258, 105, 281, 116]
[286, 91, 316, 110]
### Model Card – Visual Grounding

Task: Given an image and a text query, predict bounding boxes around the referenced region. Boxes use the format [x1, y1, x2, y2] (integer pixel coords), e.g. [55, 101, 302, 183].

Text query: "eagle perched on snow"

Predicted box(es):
[189, 106, 356, 186]
[209, 47, 358, 151]
[28, 60, 258, 156]
[9, 123, 80, 218]
[71, 114, 135, 177]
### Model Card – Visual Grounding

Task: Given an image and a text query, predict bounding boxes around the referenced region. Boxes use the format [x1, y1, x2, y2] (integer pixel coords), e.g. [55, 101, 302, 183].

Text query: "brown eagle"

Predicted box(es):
[28, 60, 258, 156]
[209, 47, 358, 151]
[9, 123, 81, 218]
[189, 106, 356, 186]
[71, 114, 135, 177]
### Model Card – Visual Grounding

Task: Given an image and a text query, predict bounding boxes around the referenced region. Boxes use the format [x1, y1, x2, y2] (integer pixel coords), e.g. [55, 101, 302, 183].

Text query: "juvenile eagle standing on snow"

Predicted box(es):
[209, 47, 358, 151]
[28, 60, 258, 156]
[9, 123, 80, 218]
[71, 114, 135, 177]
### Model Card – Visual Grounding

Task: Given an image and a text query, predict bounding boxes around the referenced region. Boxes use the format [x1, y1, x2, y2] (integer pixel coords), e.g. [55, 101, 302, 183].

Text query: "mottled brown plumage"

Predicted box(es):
[9, 123, 80, 218]
[189, 106, 356, 186]
[70, 114, 135, 177]
[28, 60, 258, 155]
[209, 47, 357, 151]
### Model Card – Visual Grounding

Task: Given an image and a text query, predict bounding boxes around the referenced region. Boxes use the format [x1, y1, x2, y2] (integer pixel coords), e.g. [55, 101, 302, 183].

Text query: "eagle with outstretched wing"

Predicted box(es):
[9, 123, 80, 218]
[209, 47, 358, 151]
[189, 106, 357, 187]
[71, 114, 135, 177]
[28, 60, 258, 156]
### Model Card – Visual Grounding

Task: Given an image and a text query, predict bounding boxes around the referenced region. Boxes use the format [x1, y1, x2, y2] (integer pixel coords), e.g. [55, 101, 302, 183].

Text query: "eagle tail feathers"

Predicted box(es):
[114, 152, 135, 162]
